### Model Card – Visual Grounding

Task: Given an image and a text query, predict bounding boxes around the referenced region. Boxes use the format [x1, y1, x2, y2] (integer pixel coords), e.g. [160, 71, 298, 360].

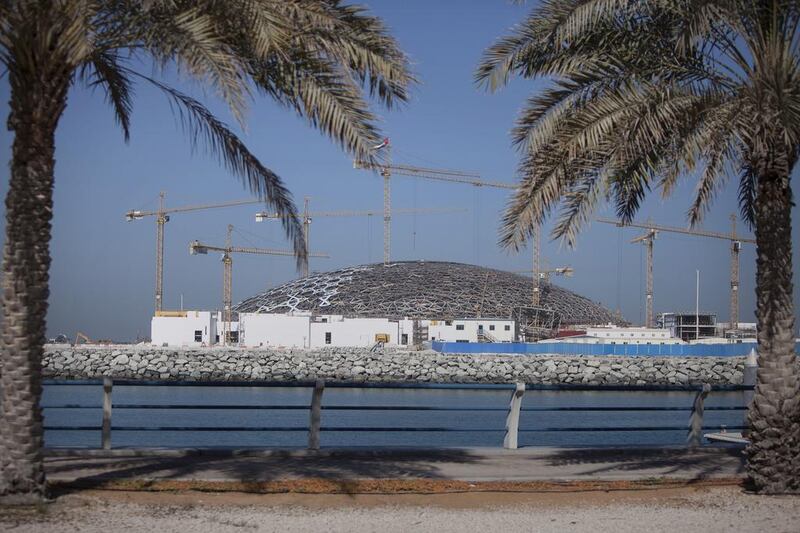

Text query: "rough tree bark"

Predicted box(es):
[746, 148, 800, 494]
[0, 57, 70, 502]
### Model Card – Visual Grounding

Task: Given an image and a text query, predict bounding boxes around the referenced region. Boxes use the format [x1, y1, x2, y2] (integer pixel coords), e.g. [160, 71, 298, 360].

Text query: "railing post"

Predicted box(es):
[308, 380, 324, 450]
[503, 382, 525, 449]
[687, 383, 710, 448]
[102, 376, 113, 450]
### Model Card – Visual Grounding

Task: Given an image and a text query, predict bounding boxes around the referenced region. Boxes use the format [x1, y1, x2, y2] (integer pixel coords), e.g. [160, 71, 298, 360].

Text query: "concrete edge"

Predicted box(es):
[45, 445, 745, 459]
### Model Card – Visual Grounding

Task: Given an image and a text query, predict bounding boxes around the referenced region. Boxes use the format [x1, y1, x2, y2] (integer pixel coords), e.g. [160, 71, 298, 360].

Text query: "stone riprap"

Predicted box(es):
[42, 345, 747, 386]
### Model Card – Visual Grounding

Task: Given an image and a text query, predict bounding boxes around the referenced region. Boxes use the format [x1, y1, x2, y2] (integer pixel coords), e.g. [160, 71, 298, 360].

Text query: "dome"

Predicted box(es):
[234, 261, 618, 326]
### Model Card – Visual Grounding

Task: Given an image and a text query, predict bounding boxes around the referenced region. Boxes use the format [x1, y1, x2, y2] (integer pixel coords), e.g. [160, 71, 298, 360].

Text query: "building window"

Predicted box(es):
[456, 324, 465, 331]
[445, 320, 452, 326]
[194, 330, 202, 342]
[504, 325, 511, 331]
[325, 332, 332, 344]
[401, 333, 408, 345]
[489, 325, 495, 331]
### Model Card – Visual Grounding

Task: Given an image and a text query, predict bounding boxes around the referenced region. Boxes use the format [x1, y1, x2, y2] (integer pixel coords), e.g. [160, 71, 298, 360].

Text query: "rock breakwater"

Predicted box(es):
[43, 346, 747, 386]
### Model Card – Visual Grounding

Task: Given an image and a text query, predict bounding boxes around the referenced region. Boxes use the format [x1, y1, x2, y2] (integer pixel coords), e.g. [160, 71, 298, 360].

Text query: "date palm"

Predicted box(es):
[0, 0, 412, 501]
[477, 0, 799, 493]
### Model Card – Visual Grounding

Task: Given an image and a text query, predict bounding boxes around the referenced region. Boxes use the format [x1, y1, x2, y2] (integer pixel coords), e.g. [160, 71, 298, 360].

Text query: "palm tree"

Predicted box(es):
[0, 0, 412, 502]
[477, 0, 799, 493]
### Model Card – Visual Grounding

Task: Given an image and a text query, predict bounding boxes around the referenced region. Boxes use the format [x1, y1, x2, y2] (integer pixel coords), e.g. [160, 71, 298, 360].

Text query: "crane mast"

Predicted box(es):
[127, 193, 270, 314]
[597, 215, 753, 331]
[630, 229, 657, 328]
[190, 227, 329, 345]
[730, 214, 740, 331]
[155, 192, 168, 312]
[382, 149, 392, 266]
[531, 226, 541, 307]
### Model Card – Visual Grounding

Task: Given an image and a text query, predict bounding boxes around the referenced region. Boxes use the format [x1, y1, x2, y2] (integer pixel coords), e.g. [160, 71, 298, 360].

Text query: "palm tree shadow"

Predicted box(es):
[45, 448, 483, 498]
[539, 446, 745, 479]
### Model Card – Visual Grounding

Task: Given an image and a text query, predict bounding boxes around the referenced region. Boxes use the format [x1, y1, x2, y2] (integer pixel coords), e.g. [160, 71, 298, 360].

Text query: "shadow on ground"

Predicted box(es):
[540, 447, 745, 479]
[45, 449, 483, 496]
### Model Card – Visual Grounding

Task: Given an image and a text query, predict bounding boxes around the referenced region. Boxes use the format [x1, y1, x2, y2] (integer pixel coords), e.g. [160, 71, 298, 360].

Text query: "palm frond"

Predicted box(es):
[129, 69, 307, 271]
[252, 53, 382, 163]
[81, 52, 134, 142]
[737, 158, 758, 228]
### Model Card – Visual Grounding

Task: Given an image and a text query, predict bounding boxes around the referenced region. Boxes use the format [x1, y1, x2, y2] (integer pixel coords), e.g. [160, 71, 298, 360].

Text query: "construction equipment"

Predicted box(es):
[597, 215, 755, 330]
[189, 225, 330, 345]
[256, 197, 467, 276]
[515, 266, 575, 283]
[74, 332, 93, 345]
[126, 192, 270, 313]
[354, 139, 518, 265]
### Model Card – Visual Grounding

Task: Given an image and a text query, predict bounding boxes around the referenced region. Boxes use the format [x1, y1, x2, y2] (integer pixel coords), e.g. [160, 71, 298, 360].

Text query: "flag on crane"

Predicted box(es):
[373, 137, 390, 150]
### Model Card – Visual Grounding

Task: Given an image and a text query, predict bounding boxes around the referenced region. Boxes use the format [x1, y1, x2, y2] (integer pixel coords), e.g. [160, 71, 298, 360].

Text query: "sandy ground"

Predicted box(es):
[1, 486, 798, 532]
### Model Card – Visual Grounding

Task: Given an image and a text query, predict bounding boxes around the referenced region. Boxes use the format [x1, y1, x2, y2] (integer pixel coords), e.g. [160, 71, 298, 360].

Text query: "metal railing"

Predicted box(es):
[42, 379, 752, 451]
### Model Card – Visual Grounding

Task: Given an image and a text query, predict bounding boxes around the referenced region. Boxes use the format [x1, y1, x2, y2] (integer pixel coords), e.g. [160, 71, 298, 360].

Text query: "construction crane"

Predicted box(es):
[256, 197, 467, 276]
[354, 139, 518, 266]
[355, 140, 552, 314]
[630, 229, 657, 328]
[189, 225, 330, 345]
[126, 192, 271, 314]
[597, 215, 755, 330]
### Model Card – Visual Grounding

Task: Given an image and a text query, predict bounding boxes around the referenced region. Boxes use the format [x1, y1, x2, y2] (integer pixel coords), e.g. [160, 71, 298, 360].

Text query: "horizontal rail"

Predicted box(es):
[42, 379, 754, 392]
[42, 378, 752, 450]
[44, 425, 748, 433]
[41, 404, 746, 412]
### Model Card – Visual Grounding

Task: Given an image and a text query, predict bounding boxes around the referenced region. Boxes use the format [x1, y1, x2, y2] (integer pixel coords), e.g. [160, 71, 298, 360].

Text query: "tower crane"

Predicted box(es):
[256, 196, 467, 276]
[126, 192, 270, 313]
[355, 140, 548, 307]
[596, 215, 755, 330]
[189, 225, 330, 345]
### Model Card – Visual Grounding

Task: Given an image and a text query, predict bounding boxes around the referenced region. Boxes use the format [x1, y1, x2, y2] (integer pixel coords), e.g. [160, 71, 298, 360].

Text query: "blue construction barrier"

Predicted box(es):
[431, 340, 800, 357]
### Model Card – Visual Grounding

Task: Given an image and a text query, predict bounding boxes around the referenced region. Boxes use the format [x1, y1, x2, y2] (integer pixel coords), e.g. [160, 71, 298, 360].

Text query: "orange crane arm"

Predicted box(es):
[189, 241, 329, 258]
[355, 161, 517, 190]
[596, 217, 755, 243]
[256, 206, 467, 219]
[126, 198, 267, 220]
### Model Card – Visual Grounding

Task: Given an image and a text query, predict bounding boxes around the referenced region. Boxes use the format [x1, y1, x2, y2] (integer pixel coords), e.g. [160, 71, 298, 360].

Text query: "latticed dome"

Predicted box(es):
[235, 261, 618, 326]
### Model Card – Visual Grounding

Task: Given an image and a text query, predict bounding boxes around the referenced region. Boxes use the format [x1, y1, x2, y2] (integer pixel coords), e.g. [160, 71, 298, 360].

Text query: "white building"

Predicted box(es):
[151, 310, 518, 348]
[239, 313, 415, 348]
[151, 310, 218, 347]
[544, 325, 683, 345]
[427, 318, 515, 343]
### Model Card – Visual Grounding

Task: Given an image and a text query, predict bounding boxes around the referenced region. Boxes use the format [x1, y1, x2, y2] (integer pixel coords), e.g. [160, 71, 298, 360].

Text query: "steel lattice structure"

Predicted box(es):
[234, 261, 619, 326]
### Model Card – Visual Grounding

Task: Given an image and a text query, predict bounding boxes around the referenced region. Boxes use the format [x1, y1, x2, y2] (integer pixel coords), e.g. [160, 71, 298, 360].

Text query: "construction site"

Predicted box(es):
[114, 141, 761, 353]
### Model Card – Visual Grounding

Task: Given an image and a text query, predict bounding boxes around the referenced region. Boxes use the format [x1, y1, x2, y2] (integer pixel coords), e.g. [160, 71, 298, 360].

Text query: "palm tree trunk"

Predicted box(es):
[746, 152, 800, 494]
[0, 64, 70, 502]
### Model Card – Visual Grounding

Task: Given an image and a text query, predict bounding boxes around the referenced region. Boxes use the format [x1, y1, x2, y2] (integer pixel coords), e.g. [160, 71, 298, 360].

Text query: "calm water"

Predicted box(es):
[42, 384, 748, 449]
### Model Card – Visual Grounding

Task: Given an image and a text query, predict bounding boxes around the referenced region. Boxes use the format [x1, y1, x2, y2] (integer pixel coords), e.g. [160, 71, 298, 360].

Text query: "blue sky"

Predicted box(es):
[1, 1, 798, 341]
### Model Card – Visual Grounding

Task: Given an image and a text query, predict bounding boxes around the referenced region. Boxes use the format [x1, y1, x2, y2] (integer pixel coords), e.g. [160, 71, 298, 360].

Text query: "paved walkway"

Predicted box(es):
[45, 446, 745, 485]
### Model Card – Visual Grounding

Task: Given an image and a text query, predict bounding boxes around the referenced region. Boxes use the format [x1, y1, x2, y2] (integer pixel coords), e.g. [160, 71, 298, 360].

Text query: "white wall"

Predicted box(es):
[239, 313, 311, 348]
[151, 311, 216, 347]
[239, 313, 414, 348]
[310, 316, 399, 347]
[426, 319, 515, 343]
